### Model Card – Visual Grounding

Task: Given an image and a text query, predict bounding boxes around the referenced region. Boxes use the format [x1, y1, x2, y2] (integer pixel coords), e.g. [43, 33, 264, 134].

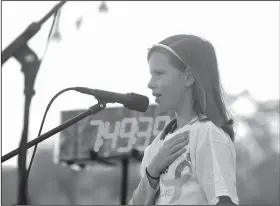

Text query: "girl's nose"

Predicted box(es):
[147, 78, 156, 90]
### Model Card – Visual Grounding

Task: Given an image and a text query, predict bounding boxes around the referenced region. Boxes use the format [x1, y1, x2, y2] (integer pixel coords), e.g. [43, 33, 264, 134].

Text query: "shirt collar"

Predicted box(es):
[160, 114, 208, 140]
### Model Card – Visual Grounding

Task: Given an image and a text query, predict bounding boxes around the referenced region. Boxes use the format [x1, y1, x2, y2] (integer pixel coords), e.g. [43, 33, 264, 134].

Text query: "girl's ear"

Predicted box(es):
[184, 72, 194, 88]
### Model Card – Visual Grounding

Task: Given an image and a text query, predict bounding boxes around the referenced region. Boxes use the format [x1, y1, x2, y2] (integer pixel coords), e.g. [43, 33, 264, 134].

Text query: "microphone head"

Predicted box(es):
[125, 93, 150, 112]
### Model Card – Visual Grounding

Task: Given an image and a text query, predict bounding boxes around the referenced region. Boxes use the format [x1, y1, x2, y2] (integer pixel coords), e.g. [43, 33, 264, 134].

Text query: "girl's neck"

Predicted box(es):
[174, 107, 197, 132]
[174, 91, 197, 131]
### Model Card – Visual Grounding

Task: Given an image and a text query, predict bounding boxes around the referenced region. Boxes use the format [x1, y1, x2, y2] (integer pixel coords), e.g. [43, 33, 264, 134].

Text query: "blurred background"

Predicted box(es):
[1, 1, 279, 205]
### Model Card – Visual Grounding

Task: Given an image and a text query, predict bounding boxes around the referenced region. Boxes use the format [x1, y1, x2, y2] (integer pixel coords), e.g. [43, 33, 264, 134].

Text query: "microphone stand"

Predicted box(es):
[1, 1, 67, 204]
[16, 49, 41, 205]
[120, 149, 143, 205]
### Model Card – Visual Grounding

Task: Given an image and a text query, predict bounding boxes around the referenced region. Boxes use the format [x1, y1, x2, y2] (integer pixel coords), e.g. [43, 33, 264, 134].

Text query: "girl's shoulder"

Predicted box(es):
[189, 119, 233, 151]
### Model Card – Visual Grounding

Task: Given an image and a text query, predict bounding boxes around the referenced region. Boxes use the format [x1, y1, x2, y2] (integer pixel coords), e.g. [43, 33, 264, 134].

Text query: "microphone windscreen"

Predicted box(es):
[125, 93, 150, 112]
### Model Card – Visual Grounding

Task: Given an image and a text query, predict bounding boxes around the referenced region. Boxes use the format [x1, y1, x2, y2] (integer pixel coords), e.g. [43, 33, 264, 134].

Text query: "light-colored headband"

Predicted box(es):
[149, 43, 185, 66]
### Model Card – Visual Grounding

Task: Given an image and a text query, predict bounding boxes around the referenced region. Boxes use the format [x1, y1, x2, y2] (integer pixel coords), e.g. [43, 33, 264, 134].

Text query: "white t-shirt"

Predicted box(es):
[141, 116, 239, 205]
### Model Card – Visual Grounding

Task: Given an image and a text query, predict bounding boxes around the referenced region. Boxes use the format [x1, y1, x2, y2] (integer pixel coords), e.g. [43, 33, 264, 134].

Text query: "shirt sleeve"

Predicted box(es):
[128, 145, 160, 205]
[196, 123, 239, 205]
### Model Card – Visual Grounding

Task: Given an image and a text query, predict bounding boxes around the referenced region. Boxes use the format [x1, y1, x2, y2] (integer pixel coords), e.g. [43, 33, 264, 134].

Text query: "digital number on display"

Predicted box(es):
[90, 115, 170, 153]
[58, 105, 173, 160]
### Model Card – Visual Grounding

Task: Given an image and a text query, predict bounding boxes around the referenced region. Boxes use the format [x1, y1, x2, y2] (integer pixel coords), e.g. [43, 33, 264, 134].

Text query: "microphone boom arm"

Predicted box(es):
[1, 102, 106, 163]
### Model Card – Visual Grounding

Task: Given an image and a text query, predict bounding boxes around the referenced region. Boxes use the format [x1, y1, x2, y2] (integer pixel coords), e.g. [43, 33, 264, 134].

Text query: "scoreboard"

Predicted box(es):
[56, 104, 174, 163]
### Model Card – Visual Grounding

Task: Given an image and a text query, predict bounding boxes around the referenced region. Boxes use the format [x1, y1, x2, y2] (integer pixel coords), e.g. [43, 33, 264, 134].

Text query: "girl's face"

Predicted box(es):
[148, 51, 188, 114]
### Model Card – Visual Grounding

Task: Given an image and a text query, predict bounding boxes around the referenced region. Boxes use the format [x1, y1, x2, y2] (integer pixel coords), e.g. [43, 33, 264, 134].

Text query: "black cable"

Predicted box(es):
[24, 87, 78, 199]
[23, 10, 62, 201]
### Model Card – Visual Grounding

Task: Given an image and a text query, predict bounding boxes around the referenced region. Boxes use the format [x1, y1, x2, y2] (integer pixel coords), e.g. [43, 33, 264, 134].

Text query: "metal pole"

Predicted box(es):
[120, 157, 129, 205]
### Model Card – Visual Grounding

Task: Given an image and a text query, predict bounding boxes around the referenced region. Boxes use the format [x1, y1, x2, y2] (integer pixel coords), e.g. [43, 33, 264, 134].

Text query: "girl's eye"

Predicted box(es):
[156, 71, 163, 76]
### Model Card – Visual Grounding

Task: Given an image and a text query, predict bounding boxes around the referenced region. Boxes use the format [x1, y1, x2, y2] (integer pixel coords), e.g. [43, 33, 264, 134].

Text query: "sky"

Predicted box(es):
[1, 1, 279, 167]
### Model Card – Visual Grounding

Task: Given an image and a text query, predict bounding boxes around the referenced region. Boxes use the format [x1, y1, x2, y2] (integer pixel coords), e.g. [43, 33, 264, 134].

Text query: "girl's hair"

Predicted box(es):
[148, 34, 235, 141]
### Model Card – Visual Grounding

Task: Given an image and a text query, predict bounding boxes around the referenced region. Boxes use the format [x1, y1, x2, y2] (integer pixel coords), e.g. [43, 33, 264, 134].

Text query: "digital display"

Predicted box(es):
[57, 104, 174, 162]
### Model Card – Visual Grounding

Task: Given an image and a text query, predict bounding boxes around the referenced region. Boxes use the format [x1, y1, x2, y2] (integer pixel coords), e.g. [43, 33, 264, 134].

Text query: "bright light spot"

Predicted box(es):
[235, 120, 267, 166]
[235, 120, 252, 142]
[231, 97, 257, 117]
[70, 164, 82, 171]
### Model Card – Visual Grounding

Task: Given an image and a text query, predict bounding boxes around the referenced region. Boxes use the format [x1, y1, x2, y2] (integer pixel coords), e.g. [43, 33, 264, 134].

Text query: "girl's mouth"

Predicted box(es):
[152, 93, 162, 103]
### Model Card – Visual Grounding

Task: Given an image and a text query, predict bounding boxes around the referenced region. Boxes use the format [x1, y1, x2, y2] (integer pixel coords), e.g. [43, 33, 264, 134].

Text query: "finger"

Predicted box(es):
[165, 133, 188, 146]
[170, 140, 188, 153]
[170, 147, 187, 161]
[164, 135, 184, 145]
[169, 136, 189, 148]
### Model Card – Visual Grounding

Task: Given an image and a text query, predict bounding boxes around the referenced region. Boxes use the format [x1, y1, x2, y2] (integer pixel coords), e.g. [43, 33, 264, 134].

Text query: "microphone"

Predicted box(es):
[74, 87, 149, 112]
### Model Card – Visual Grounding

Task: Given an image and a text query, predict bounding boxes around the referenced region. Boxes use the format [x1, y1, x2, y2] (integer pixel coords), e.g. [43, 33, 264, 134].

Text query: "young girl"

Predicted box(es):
[129, 34, 239, 205]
